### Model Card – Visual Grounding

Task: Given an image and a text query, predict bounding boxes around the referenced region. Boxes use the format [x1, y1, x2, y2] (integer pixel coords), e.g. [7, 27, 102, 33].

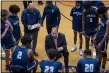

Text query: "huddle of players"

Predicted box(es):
[70, 1, 109, 73]
[1, 1, 109, 73]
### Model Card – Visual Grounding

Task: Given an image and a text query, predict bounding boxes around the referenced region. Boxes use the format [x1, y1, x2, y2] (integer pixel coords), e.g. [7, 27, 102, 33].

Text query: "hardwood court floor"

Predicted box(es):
[1, 1, 109, 72]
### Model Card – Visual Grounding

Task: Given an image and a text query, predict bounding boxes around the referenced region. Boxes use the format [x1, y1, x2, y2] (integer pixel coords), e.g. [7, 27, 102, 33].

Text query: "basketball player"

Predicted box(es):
[40, 49, 63, 73]
[82, 2, 98, 49]
[70, 1, 84, 56]
[76, 49, 100, 73]
[1, 9, 15, 71]
[10, 35, 38, 73]
[94, 6, 109, 73]
[8, 5, 21, 45]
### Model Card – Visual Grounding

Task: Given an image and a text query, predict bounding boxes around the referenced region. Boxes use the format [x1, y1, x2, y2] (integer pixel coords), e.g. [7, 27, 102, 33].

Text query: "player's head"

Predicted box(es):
[27, 3, 35, 12]
[46, 1, 53, 6]
[1, 9, 9, 20]
[83, 1, 92, 11]
[21, 35, 32, 48]
[47, 49, 57, 60]
[9, 5, 20, 16]
[84, 49, 92, 58]
[75, 1, 82, 7]
[51, 27, 58, 39]
[97, 6, 108, 18]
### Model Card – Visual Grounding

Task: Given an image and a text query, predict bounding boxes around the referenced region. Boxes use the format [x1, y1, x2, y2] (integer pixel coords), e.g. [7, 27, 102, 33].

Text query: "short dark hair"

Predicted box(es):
[9, 5, 20, 13]
[83, 1, 92, 10]
[84, 49, 92, 56]
[47, 49, 57, 60]
[97, 6, 107, 14]
[21, 35, 32, 45]
[1, 9, 9, 19]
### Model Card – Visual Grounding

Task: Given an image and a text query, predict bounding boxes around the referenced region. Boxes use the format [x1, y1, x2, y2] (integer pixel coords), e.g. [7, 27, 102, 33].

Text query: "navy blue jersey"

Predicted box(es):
[70, 6, 84, 32]
[77, 58, 99, 73]
[8, 16, 21, 41]
[12, 46, 29, 69]
[97, 17, 108, 36]
[40, 60, 62, 73]
[41, 5, 61, 27]
[85, 7, 98, 33]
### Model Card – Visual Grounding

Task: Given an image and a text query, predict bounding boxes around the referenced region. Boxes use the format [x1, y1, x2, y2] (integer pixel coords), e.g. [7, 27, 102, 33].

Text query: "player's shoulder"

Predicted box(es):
[40, 60, 46, 63]
[56, 61, 62, 65]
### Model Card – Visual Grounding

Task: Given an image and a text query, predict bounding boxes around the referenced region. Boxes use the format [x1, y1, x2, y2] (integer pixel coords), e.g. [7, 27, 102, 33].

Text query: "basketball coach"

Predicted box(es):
[45, 27, 69, 73]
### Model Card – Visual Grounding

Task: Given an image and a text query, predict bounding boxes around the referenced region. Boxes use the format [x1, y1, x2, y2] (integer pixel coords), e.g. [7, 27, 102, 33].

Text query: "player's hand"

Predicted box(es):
[71, 67, 76, 72]
[97, 43, 102, 49]
[57, 47, 63, 51]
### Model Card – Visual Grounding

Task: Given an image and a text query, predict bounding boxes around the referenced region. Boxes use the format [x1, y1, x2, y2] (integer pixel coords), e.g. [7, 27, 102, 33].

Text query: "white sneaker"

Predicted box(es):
[79, 49, 83, 56]
[71, 45, 77, 52]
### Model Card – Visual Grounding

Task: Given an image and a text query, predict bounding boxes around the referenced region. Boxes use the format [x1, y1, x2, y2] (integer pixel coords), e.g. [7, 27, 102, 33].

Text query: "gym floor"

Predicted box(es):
[1, 1, 109, 72]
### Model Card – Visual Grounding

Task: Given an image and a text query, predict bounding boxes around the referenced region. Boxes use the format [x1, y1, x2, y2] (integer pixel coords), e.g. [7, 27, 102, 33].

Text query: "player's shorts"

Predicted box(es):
[85, 31, 96, 37]
[1, 34, 14, 50]
[95, 34, 108, 52]
[72, 23, 82, 32]
[10, 60, 37, 72]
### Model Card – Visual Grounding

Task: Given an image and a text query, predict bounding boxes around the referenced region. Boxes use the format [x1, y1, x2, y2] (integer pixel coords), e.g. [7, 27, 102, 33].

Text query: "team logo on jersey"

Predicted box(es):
[73, 12, 82, 16]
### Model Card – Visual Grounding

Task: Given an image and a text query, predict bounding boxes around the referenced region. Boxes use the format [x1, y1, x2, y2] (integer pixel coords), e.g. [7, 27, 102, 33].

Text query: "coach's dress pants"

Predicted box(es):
[55, 49, 69, 70]
[24, 31, 38, 52]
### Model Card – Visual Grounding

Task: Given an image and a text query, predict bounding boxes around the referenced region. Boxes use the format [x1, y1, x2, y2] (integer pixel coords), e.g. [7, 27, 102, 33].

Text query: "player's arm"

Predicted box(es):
[1, 24, 9, 39]
[57, 8, 61, 26]
[97, 20, 109, 48]
[40, 7, 46, 26]
[82, 10, 86, 34]
[76, 60, 81, 73]
[28, 49, 34, 60]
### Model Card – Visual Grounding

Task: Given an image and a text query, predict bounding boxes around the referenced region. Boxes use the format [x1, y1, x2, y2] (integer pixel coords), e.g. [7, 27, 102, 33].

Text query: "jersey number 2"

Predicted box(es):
[17, 51, 22, 59]
[44, 66, 54, 72]
[85, 64, 94, 72]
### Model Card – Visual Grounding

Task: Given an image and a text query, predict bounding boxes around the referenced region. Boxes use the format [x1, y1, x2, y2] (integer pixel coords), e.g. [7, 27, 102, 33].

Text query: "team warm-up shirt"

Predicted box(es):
[40, 60, 62, 73]
[77, 58, 100, 73]
[41, 5, 61, 27]
[21, 8, 41, 32]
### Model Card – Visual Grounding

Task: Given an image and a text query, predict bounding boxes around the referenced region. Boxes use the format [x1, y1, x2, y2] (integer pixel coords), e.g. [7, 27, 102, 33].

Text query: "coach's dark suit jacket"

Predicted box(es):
[45, 33, 67, 51]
